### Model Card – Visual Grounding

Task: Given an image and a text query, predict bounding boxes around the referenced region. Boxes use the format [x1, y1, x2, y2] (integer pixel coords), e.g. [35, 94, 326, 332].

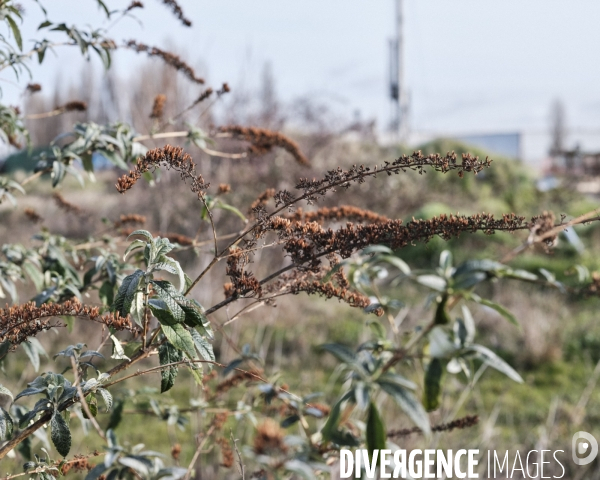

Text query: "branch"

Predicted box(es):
[70, 356, 106, 441]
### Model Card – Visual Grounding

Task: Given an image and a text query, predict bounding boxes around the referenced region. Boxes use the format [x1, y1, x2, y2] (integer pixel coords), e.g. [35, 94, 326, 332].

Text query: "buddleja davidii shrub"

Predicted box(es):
[0, 2, 599, 479]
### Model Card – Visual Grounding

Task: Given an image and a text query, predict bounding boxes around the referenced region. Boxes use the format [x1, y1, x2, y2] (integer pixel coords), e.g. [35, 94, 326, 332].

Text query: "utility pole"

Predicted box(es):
[389, 0, 406, 140]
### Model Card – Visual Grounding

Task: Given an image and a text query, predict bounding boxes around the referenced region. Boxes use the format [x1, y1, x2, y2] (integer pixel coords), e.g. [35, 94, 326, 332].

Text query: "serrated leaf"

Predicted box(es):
[161, 324, 196, 359]
[190, 328, 215, 365]
[158, 342, 182, 393]
[97, 388, 113, 411]
[365, 402, 386, 462]
[113, 269, 144, 316]
[51, 411, 71, 457]
[151, 281, 185, 323]
[152, 256, 185, 293]
[423, 358, 443, 411]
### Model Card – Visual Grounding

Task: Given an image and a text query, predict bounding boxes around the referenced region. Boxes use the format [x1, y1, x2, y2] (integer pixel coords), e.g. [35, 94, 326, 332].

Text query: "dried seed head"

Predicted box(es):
[160, 0, 192, 26]
[24, 207, 42, 223]
[253, 419, 287, 455]
[220, 125, 309, 166]
[62, 101, 87, 112]
[126, 40, 203, 84]
[150, 94, 166, 119]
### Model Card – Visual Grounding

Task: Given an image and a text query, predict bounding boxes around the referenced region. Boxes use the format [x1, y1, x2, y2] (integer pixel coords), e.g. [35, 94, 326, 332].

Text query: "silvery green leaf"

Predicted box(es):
[0, 385, 13, 410]
[428, 327, 457, 358]
[467, 344, 523, 383]
[0, 406, 13, 440]
[152, 256, 185, 293]
[126, 230, 153, 242]
[123, 239, 146, 261]
[97, 388, 113, 411]
[110, 334, 129, 361]
[416, 274, 447, 292]
[190, 328, 215, 366]
[446, 358, 463, 374]
[118, 455, 151, 475]
[378, 380, 430, 435]
[130, 290, 145, 327]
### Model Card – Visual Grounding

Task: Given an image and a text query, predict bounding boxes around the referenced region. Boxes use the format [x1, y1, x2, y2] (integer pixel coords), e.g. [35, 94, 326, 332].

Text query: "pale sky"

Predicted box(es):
[7, 1, 600, 160]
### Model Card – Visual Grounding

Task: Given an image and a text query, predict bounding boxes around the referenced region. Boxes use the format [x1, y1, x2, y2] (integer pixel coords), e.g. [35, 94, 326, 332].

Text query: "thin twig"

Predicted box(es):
[70, 356, 106, 441]
[183, 425, 216, 480]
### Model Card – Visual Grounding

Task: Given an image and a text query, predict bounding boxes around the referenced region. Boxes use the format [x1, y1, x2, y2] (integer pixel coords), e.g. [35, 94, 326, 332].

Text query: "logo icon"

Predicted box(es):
[572, 431, 598, 466]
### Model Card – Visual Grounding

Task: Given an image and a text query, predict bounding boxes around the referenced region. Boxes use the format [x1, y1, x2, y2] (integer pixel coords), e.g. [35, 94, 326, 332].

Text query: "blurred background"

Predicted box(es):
[4, 1, 600, 171]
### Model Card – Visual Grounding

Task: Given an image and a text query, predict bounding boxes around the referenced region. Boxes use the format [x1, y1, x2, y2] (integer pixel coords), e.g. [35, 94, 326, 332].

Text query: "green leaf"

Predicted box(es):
[319, 344, 356, 364]
[51, 160, 66, 187]
[161, 324, 196, 359]
[84, 394, 98, 418]
[365, 402, 386, 462]
[158, 342, 182, 393]
[106, 399, 124, 430]
[180, 300, 211, 336]
[113, 269, 144, 320]
[320, 395, 343, 442]
[151, 281, 185, 323]
[0, 407, 14, 440]
[378, 380, 430, 435]
[473, 296, 519, 327]
[130, 291, 145, 328]
[423, 358, 443, 412]
[190, 328, 215, 365]
[0, 385, 13, 411]
[416, 274, 447, 292]
[215, 200, 247, 222]
[467, 344, 523, 383]
[6, 15, 22, 50]
[22, 338, 45, 372]
[149, 300, 179, 326]
[84, 463, 107, 480]
[321, 391, 358, 446]
[50, 411, 71, 457]
[126, 230, 153, 242]
[439, 250, 453, 277]
[123, 239, 146, 261]
[152, 255, 185, 292]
